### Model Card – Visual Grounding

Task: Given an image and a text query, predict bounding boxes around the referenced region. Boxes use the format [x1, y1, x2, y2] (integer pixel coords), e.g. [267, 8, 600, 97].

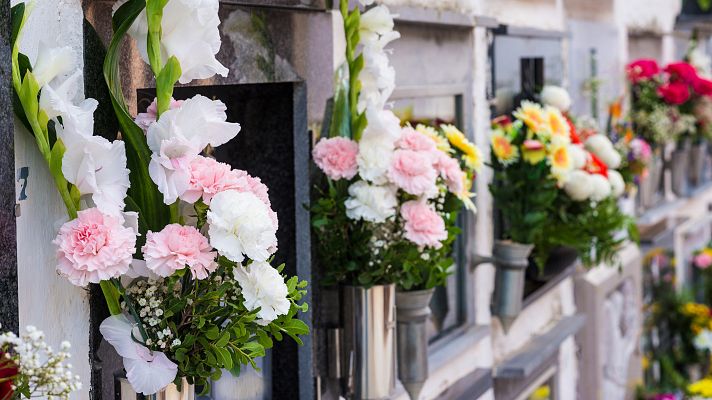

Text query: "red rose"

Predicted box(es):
[664, 62, 698, 84]
[694, 77, 712, 96]
[658, 82, 690, 105]
[626, 59, 660, 82]
[0, 354, 17, 400]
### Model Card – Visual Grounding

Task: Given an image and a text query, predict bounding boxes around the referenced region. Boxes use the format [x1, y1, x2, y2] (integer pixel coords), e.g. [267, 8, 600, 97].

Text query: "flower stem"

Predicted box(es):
[100, 280, 122, 316]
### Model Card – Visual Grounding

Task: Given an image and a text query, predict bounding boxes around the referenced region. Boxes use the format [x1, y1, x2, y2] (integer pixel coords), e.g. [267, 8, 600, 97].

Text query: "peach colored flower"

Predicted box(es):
[387, 149, 438, 197]
[396, 127, 436, 152]
[54, 208, 137, 286]
[142, 224, 217, 279]
[400, 200, 447, 248]
[312, 137, 359, 180]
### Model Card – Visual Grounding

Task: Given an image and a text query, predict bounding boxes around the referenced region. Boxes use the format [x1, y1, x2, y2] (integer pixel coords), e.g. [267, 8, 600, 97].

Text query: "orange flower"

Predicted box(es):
[513, 101, 545, 133]
[545, 107, 571, 139]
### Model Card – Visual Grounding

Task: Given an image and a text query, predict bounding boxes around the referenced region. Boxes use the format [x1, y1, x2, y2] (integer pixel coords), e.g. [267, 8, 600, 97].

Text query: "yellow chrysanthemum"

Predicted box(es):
[442, 124, 478, 155]
[689, 378, 712, 397]
[491, 130, 519, 165]
[549, 143, 573, 184]
[513, 101, 545, 133]
[416, 124, 452, 153]
[457, 176, 477, 212]
[544, 106, 571, 140]
[464, 145, 483, 172]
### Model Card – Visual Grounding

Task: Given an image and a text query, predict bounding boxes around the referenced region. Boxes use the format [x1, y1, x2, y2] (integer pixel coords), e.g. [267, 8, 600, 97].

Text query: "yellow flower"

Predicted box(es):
[442, 124, 478, 155]
[521, 139, 547, 165]
[514, 101, 545, 133]
[416, 124, 452, 153]
[544, 106, 571, 140]
[491, 130, 519, 165]
[641, 355, 650, 370]
[689, 378, 712, 397]
[464, 146, 483, 172]
[529, 385, 550, 400]
[549, 142, 573, 184]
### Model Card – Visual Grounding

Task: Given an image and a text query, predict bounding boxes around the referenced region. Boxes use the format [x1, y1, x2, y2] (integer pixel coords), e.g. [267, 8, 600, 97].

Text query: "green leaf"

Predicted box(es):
[10, 3, 25, 48]
[100, 280, 122, 316]
[215, 331, 230, 348]
[155, 56, 181, 115]
[215, 346, 233, 370]
[205, 326, 220, 340]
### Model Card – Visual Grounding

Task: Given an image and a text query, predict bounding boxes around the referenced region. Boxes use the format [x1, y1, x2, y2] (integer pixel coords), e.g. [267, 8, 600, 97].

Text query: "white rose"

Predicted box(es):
[357, 136, 395, 184]
[568, 144, 588, 169]
[207, 190, 278, 263]
[564, 170, 593, 201]
[608, 170, 626, 198]
[120, 0, 229, 84]
[540, 85, 571, 112]
[233, 261, 290, 324]
[345, 180, 397, 223]
[589, 174, 612, 202]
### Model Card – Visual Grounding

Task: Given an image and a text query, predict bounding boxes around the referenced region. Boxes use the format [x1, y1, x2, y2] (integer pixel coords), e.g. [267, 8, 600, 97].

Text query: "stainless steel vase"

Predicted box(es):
[342, 284, 397, 400]
[689, 142, 708, 187]
[638, 152, 663, 212]
[117, 377, 195, 400]
[671, 141, 691, 197]
[492, 240, 534, 332]
[395, 288, 435, 400]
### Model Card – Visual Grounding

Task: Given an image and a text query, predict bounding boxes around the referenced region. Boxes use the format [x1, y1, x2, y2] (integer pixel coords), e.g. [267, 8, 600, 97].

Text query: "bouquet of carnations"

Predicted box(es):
[627, 59, 712, 146]
[311, 0, 481, 290]
[0, 326, 81, 400]
[12, 0, 308, 395]
[490, 92, 635, 269]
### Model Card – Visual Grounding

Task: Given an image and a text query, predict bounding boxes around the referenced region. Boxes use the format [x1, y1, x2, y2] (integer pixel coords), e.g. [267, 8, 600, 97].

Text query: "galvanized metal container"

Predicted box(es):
[638, 153, 663, 211]
[492, 240, 534, 332]
[671, 142, 691, 197]
[689, 142, 708, 187]
[342, 284, 397, 400]
[395, 288, 435, 400]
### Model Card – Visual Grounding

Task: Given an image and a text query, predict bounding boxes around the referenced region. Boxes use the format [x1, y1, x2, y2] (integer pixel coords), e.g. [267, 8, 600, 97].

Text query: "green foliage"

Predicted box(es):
[699, 0, 712, 12]
[338, 0, 367, 141]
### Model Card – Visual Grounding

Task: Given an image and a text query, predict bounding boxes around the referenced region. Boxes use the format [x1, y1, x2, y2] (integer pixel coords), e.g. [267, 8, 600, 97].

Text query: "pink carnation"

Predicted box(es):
[694, 252, 712, 269]
[400, 200, 447, 249]
[54, 208, 136, 287]
[312, 137, 359, 180]
[388, 149, 438, 197]
[182, 157, 242, 205]
[142, 224, 218, 280]
[135, 98, 184, 131]
[396, 127, 436, 152]
[434, 153, 465, 194]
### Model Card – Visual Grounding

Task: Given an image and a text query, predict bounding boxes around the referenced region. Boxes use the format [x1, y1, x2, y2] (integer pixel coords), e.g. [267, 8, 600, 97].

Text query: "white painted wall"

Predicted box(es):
[14, 1, 91, 399]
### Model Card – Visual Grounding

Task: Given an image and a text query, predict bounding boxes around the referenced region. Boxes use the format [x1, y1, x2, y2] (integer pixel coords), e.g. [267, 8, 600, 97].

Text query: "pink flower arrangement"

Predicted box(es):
[694, 249, 712, 269]
[400, 200, 447, 249]
[434, 152, 465, 194]
[142, 224, 218, 279]
[134, 98, 184, 131]
[54, 208, 137, 286]
[182, 156, 242, 205]
[396, 127, 436, 152]
[388, 149, 438, 197]
[312, 137, 359, 180]
[658, 82, 691, 105]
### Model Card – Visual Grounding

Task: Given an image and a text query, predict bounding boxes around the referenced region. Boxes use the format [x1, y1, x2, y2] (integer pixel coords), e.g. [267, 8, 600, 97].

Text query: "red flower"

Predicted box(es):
[492, 115, 512, 127]
[626, 59, 660, 82]
[657, 82, 690, 105]
[565, 116, 582, 144]
[0, 353, 17, 400]
[664, 62, 698, 84]
[694, 76, 712, 96]
[586, 153, 608, 178]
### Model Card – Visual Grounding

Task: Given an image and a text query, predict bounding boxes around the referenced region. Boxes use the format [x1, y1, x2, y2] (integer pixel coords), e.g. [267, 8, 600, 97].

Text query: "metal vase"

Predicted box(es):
[116, 377, 195, 400]
[689, 142, 708, 187]
[638, 153, 663, 211]
[491, 240, 534, 332]
[671, 141, 691, 197]
[396, 288, 435, 400]
[342, 284, 397, 400]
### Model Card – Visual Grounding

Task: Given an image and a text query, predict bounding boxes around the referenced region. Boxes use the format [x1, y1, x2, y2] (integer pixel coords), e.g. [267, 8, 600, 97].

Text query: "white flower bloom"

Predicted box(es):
[32, 42, 74, 88]
[357, 136, 395, 184]
[585, 134, 621, 168]
[148, 137, 198, 204]
[233, 261, 290, 323]
[358, 47, 396, 111]
[345, 180, 397, 223]
[359, 0, 375, 5]
[608, 170, 625, 198]
[359, 5, 396, 47]
[207, 190, 278, 263]
[40, 72, 99, 139]
[540, 85, 571, 112]
[119, 0, 229, 84]
[695, 329, 712, 352]
[564, 170, 593, 201]
[568, 144, 588, 170]
[589, 174, 612, 202]
[100, 315, 178, 395]
[361, 108, 402, 143]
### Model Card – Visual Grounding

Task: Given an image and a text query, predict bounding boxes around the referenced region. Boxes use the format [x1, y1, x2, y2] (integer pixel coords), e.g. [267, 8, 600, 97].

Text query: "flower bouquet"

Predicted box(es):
[0, 326, 81, 400]
[608, 99, 653, 195]
[11, 0, 308, 396]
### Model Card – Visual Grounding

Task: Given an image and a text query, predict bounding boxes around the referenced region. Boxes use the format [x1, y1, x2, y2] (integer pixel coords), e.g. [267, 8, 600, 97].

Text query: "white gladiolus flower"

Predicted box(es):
[233, 261, 290, 323]
[568, 144, 588, 169]
[119, 0, 229, 84]
[589, 174, 612, 202]
[359, 5, 395, 43]
[540, 85, 571, 112]
[207, 190, 278, 263]
[361, 108, 402, 143]
[100, 315, 178, 395]
[357, 136, 395, 184]
[345, 180, 397, 223]
[40, 72, 99, 139]
[32, 42, 74, 87]
[148, 137, 199, 205]
[358, 47, 396, 111]
[608, 170, 626, 198]
[564, 170, 593, 201]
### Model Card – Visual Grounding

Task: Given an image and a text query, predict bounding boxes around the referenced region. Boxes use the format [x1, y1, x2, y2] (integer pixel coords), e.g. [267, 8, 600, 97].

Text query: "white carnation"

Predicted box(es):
[589, 174, 612, 202]
[568, 144, 588, 169]
[207, 190, 278, 263]
[585, 134, 621, 168]
[233, 261, 290, 324]
[345, 180, 397, 223]
[599, 148, 622, 169]
[608, 170, 626, 198]
[564, 170, 593, 201]
[357, 136, 395, 184]
[540, 85, 571, 112]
